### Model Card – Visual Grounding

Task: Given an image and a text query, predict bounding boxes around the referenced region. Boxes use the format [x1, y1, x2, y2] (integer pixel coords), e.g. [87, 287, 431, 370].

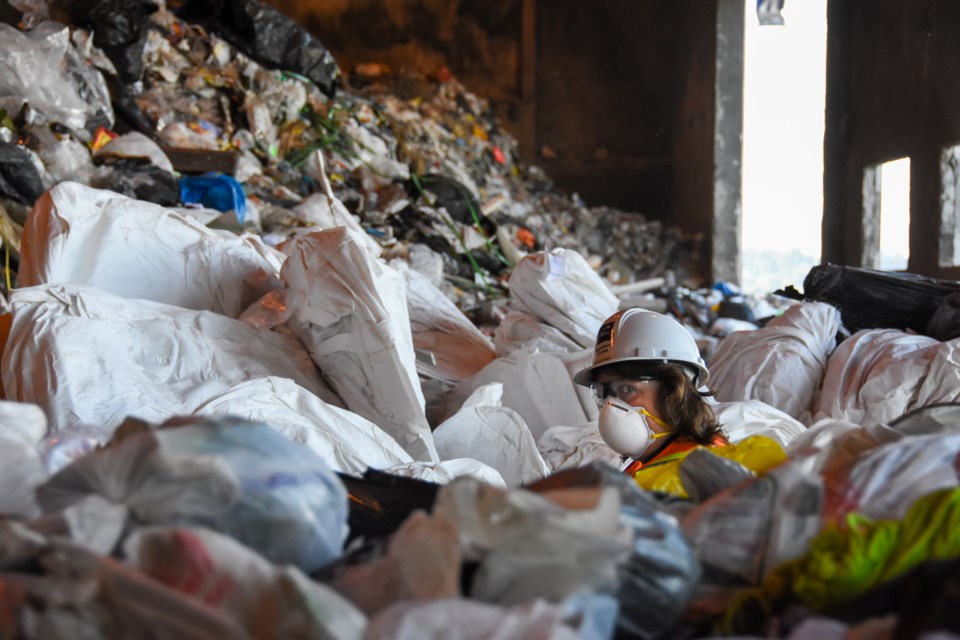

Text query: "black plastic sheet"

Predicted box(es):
[798, 263, 960, 339]
[0, 141, 46, 205]
[174, 0, 341, 97]
[51, 0, 159, 83]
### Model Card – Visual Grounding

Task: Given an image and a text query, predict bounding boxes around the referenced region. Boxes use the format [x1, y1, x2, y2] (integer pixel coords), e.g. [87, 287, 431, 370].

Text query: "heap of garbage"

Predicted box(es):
[0, 0, 713, 317]
[3, 1, 960, 639]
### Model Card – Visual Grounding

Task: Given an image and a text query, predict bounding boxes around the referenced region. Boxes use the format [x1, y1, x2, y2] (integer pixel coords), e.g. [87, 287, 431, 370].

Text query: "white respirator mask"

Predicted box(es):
[597, 397, 671, 458]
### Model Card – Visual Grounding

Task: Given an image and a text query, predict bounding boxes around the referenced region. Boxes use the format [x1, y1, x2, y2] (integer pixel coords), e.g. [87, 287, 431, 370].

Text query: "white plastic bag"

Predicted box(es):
[493, 310, 584, 357]
[0, 22, 114, 133]
[0, 400, 48, 517]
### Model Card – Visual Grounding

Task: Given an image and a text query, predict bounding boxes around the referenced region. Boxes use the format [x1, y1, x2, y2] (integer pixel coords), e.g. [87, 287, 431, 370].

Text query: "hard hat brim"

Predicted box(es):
[573, 356, 709, 389]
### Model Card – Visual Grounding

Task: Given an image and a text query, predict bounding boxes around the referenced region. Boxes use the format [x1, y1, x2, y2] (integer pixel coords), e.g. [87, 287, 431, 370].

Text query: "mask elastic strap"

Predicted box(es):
[637, 431, 678, 464]
[638, 408, 670, 431]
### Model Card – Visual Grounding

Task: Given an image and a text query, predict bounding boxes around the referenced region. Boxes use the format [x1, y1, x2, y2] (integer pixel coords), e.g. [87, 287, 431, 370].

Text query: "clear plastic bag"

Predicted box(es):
[0, 22, 114, 136]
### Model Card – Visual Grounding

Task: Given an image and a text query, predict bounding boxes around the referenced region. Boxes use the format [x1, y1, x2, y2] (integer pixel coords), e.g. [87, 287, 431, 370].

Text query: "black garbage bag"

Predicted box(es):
[336, 468, 440, 544]
[0, 141, 46, 205]
[798, 263, 960, 338]
[174, 0, 340, 97]
[51, 0, 159, 83]
[93, 158, 180, 206]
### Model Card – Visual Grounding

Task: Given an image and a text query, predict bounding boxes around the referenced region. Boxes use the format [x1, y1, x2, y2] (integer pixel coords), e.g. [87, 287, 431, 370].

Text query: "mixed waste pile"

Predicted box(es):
[2, 1, 960, 639]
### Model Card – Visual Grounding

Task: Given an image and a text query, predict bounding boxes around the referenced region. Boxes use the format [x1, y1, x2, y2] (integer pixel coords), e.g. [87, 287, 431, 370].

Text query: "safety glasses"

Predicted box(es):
[588, 376, 658, 408]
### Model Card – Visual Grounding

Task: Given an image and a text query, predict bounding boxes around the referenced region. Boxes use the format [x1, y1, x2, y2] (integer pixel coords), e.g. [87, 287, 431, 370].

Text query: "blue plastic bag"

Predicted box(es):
[179, 172, 247, 223]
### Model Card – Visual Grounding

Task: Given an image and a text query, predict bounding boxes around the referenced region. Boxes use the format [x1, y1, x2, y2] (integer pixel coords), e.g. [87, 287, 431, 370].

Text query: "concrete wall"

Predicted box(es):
[824, 0, 960, 279]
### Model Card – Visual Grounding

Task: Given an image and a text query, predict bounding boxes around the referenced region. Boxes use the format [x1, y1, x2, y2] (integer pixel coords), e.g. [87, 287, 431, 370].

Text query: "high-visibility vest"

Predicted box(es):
[620, 435, 728, 477]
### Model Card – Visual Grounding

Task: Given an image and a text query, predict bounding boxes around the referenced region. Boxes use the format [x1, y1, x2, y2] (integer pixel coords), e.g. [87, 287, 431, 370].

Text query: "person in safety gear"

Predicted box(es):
[574, 308, 728, 477]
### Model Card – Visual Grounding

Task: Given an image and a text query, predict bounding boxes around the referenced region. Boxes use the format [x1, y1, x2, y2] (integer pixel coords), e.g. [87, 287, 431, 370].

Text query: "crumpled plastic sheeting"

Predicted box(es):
[125, 525, 367, 639]
[93, 131, 175, 174]
[0, 527, 249, 639]
[712, 399, 808, 449]
[812, 328, 945, 427]
[2, 283, 340, 433]
[190, 376, 413, 476]
[433, 384, 551, 487]
[366, 593, 616, 640]
[707, 301, 841, 423]
[380, 458, 507, 488]
[819, 432, 960, 523]
[507, 248, 620, 348]
[18, 182, 285, 318]
[443, 348, 589, 442]
[37, 417, 351, 573]
[0, 22, 114, 134]
[0, 400, 48, 518]
[245, 226, 436, 462]
[536, 422, 622, 473]
[681, 460, 825, 584]
[435, 477, 634, 606]
[391, 259, 496, 383]
[785, 418, 904, 477]
[328, 509, 461, 618]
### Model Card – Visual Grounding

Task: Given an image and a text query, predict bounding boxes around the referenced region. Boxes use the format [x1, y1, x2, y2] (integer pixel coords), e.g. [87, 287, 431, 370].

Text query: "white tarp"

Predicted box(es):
[18, 182, 286, 318]
[190, 376, 414, 476]
[707, 301, 841, 424]
[507, 248, 619, 348]
[2, 284, 340, 433]
[391, 259, 496, 383]
[241, 227, 437, 462]
[433, 384, 551, 487]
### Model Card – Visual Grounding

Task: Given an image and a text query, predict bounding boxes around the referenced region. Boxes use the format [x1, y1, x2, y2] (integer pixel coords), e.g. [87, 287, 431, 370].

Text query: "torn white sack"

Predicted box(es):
[2, 283, 340, 433]
[246, 227, 437, 462]
[18, 182, 285, 318]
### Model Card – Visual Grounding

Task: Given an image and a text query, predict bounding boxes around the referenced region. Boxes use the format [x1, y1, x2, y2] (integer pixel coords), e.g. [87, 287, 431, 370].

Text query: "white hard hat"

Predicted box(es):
[573, 308, 709, 388]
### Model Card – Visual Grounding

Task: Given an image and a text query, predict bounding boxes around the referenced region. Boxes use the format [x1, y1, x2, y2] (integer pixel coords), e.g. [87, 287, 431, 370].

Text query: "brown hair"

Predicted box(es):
[597, 361, 726, 445]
